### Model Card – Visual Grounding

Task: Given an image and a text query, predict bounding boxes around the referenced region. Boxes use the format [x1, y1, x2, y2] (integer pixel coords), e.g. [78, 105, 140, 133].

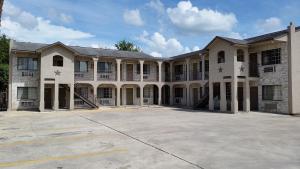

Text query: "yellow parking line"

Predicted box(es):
[0, 148, 127, 168]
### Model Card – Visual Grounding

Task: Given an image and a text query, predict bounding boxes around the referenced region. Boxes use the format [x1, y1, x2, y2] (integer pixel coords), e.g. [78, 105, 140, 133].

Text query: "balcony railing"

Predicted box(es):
[74, 72, 93, 81]
[97, 72, 116, 81]
[98, 98, 115, 106]
[174, 73, 186, 81]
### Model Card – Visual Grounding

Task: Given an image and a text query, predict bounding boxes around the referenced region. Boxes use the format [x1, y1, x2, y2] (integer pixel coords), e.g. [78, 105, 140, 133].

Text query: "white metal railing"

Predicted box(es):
[98, 98, 115, 106]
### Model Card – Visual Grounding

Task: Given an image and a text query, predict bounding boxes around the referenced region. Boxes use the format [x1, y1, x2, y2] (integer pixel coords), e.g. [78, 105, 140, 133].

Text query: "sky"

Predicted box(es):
[1, 0, 300, 57]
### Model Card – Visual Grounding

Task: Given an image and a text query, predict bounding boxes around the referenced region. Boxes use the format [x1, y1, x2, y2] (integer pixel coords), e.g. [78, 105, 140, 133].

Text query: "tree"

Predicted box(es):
[115, 40, 140, 52]
[0, 34, 9, 64]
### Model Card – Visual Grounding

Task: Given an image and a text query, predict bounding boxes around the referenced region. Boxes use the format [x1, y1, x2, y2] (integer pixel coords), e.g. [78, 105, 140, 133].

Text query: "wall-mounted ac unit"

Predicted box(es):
[263, 66, 276, 73]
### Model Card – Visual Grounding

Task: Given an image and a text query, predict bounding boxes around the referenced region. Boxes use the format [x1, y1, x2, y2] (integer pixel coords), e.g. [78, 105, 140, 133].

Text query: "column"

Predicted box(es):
[209, 82, 214, 111]
[39, 82, 44, 111]
[54, 83, 59, 110]
[69, 83, 74, 110]
[140, 85, 144, 106]
[116, 86, 120, 106]
[158, 85, 162, 105]
[186, 58, 190, 81]
[202, 56, 205, 80]
[231, 80, 238, 113]
[93, 85, 97, 104]
[245, 80, 250, 112]
[93, 58, 98, 81]
[220, 82, 226, 111]
[158, 61, 162, 82]
[170, 85, 173, 105]
[116, 59, 121, 81]
[140, 60, 144, 82]
[170, 62, 173, 82]
[186, 85, 190, 107]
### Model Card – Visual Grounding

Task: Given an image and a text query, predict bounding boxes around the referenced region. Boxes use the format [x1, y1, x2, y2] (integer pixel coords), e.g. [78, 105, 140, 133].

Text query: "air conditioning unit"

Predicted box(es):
[263, 66, 276, 73]
[21, 101, 34, 107]
[100, 74, 110, 79]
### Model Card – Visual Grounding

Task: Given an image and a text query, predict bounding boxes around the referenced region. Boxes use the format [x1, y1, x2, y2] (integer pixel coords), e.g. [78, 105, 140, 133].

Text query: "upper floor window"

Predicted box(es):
[75, 61, 88, 72]
[217, 51, 225, 63]
[262, 85, 282, 101]
[17, 87, 37, 100]
[53, 55, 63, 67]
[143, 64, 150, 74]
[237, 49, 245, 62]
[261, 48, 281, 66]
[98, 62, 112, 73]
[17, 57, 38, 70]
[175, 65, 184, 75]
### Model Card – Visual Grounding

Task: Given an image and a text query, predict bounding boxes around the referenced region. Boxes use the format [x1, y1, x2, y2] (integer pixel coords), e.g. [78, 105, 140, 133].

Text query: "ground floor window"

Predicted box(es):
[262, 85, 282, 101]
[75, 87, 88, 98]
[175, 88, 183, 98]
[17, 87, 37, 100]
[98, 88, 112, 98]
[144, 87, 151, 98]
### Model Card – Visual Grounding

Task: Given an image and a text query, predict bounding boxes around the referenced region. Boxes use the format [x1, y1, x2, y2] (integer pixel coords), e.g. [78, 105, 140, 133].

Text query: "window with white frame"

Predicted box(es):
[261, 48, 281, 65]
[75, 61, 88, 72]
[98, 62, 112, 73]
[143, 87, 151, 98]
[17, 87, 37, 100]
[143, 64, 150, 74]
[262, 85, 282, 101]
[17, 57, 38, 70]
[98, 88, 112, 98]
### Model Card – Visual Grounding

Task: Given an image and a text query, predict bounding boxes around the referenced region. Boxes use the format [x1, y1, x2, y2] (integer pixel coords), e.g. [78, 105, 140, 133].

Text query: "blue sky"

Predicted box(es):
[1, 0, 300, 57]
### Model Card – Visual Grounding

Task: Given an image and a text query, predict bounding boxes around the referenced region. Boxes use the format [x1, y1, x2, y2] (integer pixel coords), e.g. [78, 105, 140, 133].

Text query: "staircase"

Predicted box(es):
[194, 82, 209, 109]
[64, 84, 98, 109]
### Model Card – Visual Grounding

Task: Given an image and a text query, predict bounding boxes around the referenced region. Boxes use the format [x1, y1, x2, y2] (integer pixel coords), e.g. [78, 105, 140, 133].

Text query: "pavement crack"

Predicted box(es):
[77, 113, 205, 169]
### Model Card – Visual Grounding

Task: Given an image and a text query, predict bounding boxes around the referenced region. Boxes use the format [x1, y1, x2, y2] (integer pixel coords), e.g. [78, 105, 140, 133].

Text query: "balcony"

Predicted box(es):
[97, 72, 116, 81]
[74, 72, 93, 81]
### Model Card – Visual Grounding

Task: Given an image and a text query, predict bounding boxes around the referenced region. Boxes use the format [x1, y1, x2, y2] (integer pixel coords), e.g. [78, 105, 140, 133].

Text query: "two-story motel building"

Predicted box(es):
[7, 23, 300, 115]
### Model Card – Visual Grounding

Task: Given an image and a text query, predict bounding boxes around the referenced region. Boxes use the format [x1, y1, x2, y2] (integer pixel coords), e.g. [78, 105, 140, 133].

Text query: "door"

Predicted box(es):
[193, 88, 198, 107]
[126, 64, 133, 81]
[238, 87, 244, 111]
[250, 87, 258, 111]
[192, 63, 198, 80]
[249, 53, 258, 77]
[126, 88, 133, 105]
[153, 86, 158, 105]
[44, 88, 52, 109]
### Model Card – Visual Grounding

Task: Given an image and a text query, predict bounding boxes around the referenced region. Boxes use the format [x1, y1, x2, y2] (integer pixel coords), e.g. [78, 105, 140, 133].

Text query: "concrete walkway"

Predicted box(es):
[0, 107, 299, 169]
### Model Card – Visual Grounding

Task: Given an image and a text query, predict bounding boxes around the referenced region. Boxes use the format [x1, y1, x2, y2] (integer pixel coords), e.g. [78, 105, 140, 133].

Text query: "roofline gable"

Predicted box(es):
[36, 41, 79, 54]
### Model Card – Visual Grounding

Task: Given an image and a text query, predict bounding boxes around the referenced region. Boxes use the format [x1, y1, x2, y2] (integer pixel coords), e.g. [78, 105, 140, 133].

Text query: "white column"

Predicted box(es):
[39, 82, 44, 111]
[140, 85, 144, 106]
[245, 80, 250, 112]
[140, 60, 144, 82]
[158, 85, 162, 105]
[209, 82, 214, 111]
[220, 82, 226, 111]
[186, 58, 190, 81]
[116, 86, 120, 106]
[69, 83, 74, 110]
[158, 61, 162, 82]
[231, 80, 238, 113]
[54, 83, 59, 110]
[93, 58, 98, 81]
[93, 85, 97, 104]
[116, 59, 121, 82]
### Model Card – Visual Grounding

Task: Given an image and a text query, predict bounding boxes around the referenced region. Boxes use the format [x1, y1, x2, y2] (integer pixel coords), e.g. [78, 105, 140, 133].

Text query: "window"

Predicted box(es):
[98, 62, 112, 73]
[262, 85, 282, 101]
[205, 60, 209, 72]
[136, 87, 140, 98]
[199, 61, 203, 72]
[261, 48, 281, 65]
[175, 88, 183, 98]
[75, 61, 88, 72]
[75, 87, 88, 98]
[143, 87, 151, 98]
[98, 88, 112, 98]
[17, 57, 38, 70]
[217, 51, 225, 63]
[17, 87, 37, 100]
[175, 65, 183, 75]
[53, 55, 63, 66]
[136, 64, 140, 74]
[143, 64, 150, 74]
[237, 49, 245, 62]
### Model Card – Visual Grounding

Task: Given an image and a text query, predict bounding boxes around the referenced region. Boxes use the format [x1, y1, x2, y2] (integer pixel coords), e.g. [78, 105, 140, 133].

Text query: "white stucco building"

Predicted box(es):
[7, 23, 300, 115]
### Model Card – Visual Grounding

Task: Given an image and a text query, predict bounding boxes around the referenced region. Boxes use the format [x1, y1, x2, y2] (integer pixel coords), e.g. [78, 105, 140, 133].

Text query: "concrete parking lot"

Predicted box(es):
[0, 107, 300, 169]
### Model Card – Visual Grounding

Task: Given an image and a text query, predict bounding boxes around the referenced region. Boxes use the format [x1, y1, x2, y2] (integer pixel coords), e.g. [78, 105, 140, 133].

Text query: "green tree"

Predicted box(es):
[0, 34, 9, 64]
[115, 40, 140, 52]
[0, 64, 8, 90]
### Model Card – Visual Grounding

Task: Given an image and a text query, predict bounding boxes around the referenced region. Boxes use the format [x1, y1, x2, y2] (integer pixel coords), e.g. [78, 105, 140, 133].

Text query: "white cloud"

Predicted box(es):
[256, 17, 283, 33]
[123, 9, 144, 26]
[90, 43, 116, 49]
[138, 31, 199, 57]
[2, 1, 93, 44]
[48, 8, 73, 24]
[147, 0, 164, 14]
[167, 1, 237, 34]
[59, 13, 73, 24]
[227, 32, 243, 39]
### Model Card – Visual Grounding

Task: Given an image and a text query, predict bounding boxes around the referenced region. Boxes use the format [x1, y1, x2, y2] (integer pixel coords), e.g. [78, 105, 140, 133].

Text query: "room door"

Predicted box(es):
[126, 88, 133, 105]
[250, 86, 258, 111]
[126, 64, 133, 81]
[238, 86, 244, 111]
[193, 88, 198, 107]
[44, 88, 52, 109]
